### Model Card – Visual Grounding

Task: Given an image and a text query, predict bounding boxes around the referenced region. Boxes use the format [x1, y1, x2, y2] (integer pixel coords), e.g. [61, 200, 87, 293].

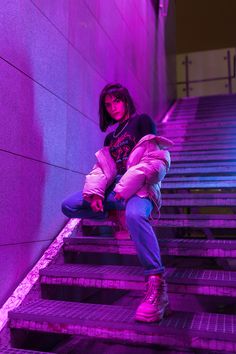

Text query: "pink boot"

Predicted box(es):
[135, 275, 169, 322]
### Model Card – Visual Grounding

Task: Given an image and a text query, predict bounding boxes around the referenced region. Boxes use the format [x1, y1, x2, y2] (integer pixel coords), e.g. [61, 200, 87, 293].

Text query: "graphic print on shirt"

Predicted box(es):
[110, 132, 137, 175]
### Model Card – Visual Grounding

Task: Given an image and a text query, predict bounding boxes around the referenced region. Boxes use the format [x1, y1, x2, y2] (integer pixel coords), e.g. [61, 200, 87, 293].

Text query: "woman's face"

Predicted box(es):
[104, 94, 128, 122]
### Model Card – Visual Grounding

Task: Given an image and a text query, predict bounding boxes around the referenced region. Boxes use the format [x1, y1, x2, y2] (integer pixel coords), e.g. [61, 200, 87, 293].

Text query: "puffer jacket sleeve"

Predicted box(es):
[82, 163, 108, 201]
[114, 141, 170, 200]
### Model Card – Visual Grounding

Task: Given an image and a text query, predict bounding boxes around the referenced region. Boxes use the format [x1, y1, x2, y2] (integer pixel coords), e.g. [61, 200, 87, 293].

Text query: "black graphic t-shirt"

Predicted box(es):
[104, 114, 156, 175]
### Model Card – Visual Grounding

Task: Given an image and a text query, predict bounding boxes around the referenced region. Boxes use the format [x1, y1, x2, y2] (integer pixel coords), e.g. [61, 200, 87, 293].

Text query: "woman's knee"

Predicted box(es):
[125, 207, 146, 224]
[61, 191, 84, 217]
[125, 197, 152, 225]
[61, 200, 74, 217]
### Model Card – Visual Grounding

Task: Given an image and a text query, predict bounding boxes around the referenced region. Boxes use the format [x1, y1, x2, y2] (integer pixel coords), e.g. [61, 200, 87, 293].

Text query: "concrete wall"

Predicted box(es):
[0, 0, 176, 306]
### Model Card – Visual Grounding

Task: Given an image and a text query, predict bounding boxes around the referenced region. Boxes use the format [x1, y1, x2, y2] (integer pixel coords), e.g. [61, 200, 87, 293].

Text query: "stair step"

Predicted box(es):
[155, 214, 236, 228]
[167, 134, 236, 143]
[170, 112, 236, 117]
[172, 137, 236, 147]
[75, 214, 236, 228]
[171, 160, 236, 168]
[159, 119, 236, 130]
[168, 166, 236, 176]
[172, 111, 236, 117]
[169, 116, 236, 123]
[165, 176, 236, 182]
[172, 149, 236, 157]
[175, 95, 236, 106]
[175, 105, 236, 111]
[171, 154, 236, 163]
[159, 127, 236, 137]
[8, 300, 236, 352]
[162, 193, 236, 206]
[40, 264, 236, 297]
[162, 180, 236, 189]
[170, 108, 236, 114]
[176, 105, 236, 110]
[63, 237, 236, 258]
[172, 113, 236, 117]
[174, 100, 236, 107]
[171, 143, 236, 153]
[172, 105, 236, 111]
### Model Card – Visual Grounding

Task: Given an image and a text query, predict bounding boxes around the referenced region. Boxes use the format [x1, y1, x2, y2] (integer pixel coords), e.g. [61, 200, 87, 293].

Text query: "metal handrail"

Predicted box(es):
[176, 50, 236, 96]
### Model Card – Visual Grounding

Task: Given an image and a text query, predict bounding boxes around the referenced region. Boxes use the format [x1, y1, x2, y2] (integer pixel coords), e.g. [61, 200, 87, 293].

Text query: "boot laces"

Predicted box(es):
[143, 277, 164, 305]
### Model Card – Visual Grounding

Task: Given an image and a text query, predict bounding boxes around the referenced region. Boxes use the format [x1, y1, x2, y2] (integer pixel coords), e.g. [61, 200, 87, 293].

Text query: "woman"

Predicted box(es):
[62, 83, 173, 322]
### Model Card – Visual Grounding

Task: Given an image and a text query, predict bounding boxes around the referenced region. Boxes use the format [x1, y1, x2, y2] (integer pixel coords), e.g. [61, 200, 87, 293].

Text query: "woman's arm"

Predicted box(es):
[82, 163, 107, 202]
[114, 146, 170, 200]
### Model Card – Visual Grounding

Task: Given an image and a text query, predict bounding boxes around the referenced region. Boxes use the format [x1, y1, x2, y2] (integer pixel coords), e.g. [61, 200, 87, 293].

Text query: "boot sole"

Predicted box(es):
[135, 304, 171, 323]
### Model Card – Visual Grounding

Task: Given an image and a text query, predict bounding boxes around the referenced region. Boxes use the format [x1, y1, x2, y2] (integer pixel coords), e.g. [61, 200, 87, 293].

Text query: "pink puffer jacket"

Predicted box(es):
[83, 134, 173, 212]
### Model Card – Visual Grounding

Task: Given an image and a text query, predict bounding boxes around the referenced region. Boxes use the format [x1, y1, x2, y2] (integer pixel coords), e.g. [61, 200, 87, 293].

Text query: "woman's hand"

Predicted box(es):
[90, 195, 104, 212]
[114, 192, 123, 201]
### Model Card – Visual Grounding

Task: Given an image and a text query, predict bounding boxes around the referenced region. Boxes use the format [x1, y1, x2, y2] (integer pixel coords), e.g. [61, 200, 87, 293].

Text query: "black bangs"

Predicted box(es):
[105, 88, 126, 101]
[99, 83, 136, 132]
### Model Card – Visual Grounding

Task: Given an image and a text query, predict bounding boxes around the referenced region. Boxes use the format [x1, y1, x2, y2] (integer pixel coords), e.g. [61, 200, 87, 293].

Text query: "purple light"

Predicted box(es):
[0, 218, 80, 331]
[159, 0, 169, 16]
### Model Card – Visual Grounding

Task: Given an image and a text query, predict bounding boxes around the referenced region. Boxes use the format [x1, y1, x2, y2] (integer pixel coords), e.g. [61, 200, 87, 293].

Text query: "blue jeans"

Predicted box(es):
[62, 186, 164, 276]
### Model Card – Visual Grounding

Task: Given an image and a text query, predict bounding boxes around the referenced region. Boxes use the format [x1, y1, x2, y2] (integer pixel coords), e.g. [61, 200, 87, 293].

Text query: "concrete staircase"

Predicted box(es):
[7, 94, 236, 353]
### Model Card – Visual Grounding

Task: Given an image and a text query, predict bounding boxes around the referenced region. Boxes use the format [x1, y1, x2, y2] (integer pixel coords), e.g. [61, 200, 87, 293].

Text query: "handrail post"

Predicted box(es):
[225, 50, 232, 94]
[182, 55, 191, 97]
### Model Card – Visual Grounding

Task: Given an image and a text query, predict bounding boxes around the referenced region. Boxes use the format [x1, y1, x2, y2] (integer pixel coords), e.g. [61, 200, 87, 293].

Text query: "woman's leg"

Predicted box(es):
[125, 195, 164, 276]
[62, 189, 125, 219]
[61, 191, 107, 219]
[125, 195, 169, 322]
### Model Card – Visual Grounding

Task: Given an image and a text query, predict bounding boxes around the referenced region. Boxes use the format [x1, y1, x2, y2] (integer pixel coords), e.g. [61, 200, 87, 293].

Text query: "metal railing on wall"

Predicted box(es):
[177, 50, 236, 97]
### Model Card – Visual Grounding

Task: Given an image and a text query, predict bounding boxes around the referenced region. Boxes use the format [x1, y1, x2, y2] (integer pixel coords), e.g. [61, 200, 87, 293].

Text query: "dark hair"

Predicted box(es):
[99, 83, 136, 132]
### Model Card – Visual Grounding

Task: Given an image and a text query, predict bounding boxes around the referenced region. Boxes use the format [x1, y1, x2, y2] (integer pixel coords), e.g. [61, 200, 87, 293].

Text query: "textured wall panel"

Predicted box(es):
[0, 0, 68, 101]
[0, 60, 67, 166]
[0, 241, 51, 302]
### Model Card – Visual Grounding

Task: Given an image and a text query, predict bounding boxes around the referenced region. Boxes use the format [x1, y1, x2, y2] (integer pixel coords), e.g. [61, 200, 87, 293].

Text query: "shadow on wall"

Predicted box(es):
[0, 52, 46, 306]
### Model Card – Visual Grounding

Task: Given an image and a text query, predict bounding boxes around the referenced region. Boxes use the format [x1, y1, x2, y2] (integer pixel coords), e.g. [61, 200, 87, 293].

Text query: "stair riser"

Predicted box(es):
[155, 221, 236, 228]
[159, 128, 236, 136]
[63, 245, 236, 258]
[162, 199, 236, 206]
[167, 135, 236, 142]
[162, 181, 236, 188]
[169, 118, 236, 125]
[168, 168, 236, 175]
[159, 121, 236, 130]
[9, 320, 236, 352]
[171, 161, 236, 168]
[170, 145, 236, 153]
[171, 151, 236, 157]
[170, 111, 236, 116]
[40, 276, 236, 298]
[171, 157, 236, 164]
[165, 176, 236, 182]
[173, 139, 236, 148]
[170, 115, 236, 121]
